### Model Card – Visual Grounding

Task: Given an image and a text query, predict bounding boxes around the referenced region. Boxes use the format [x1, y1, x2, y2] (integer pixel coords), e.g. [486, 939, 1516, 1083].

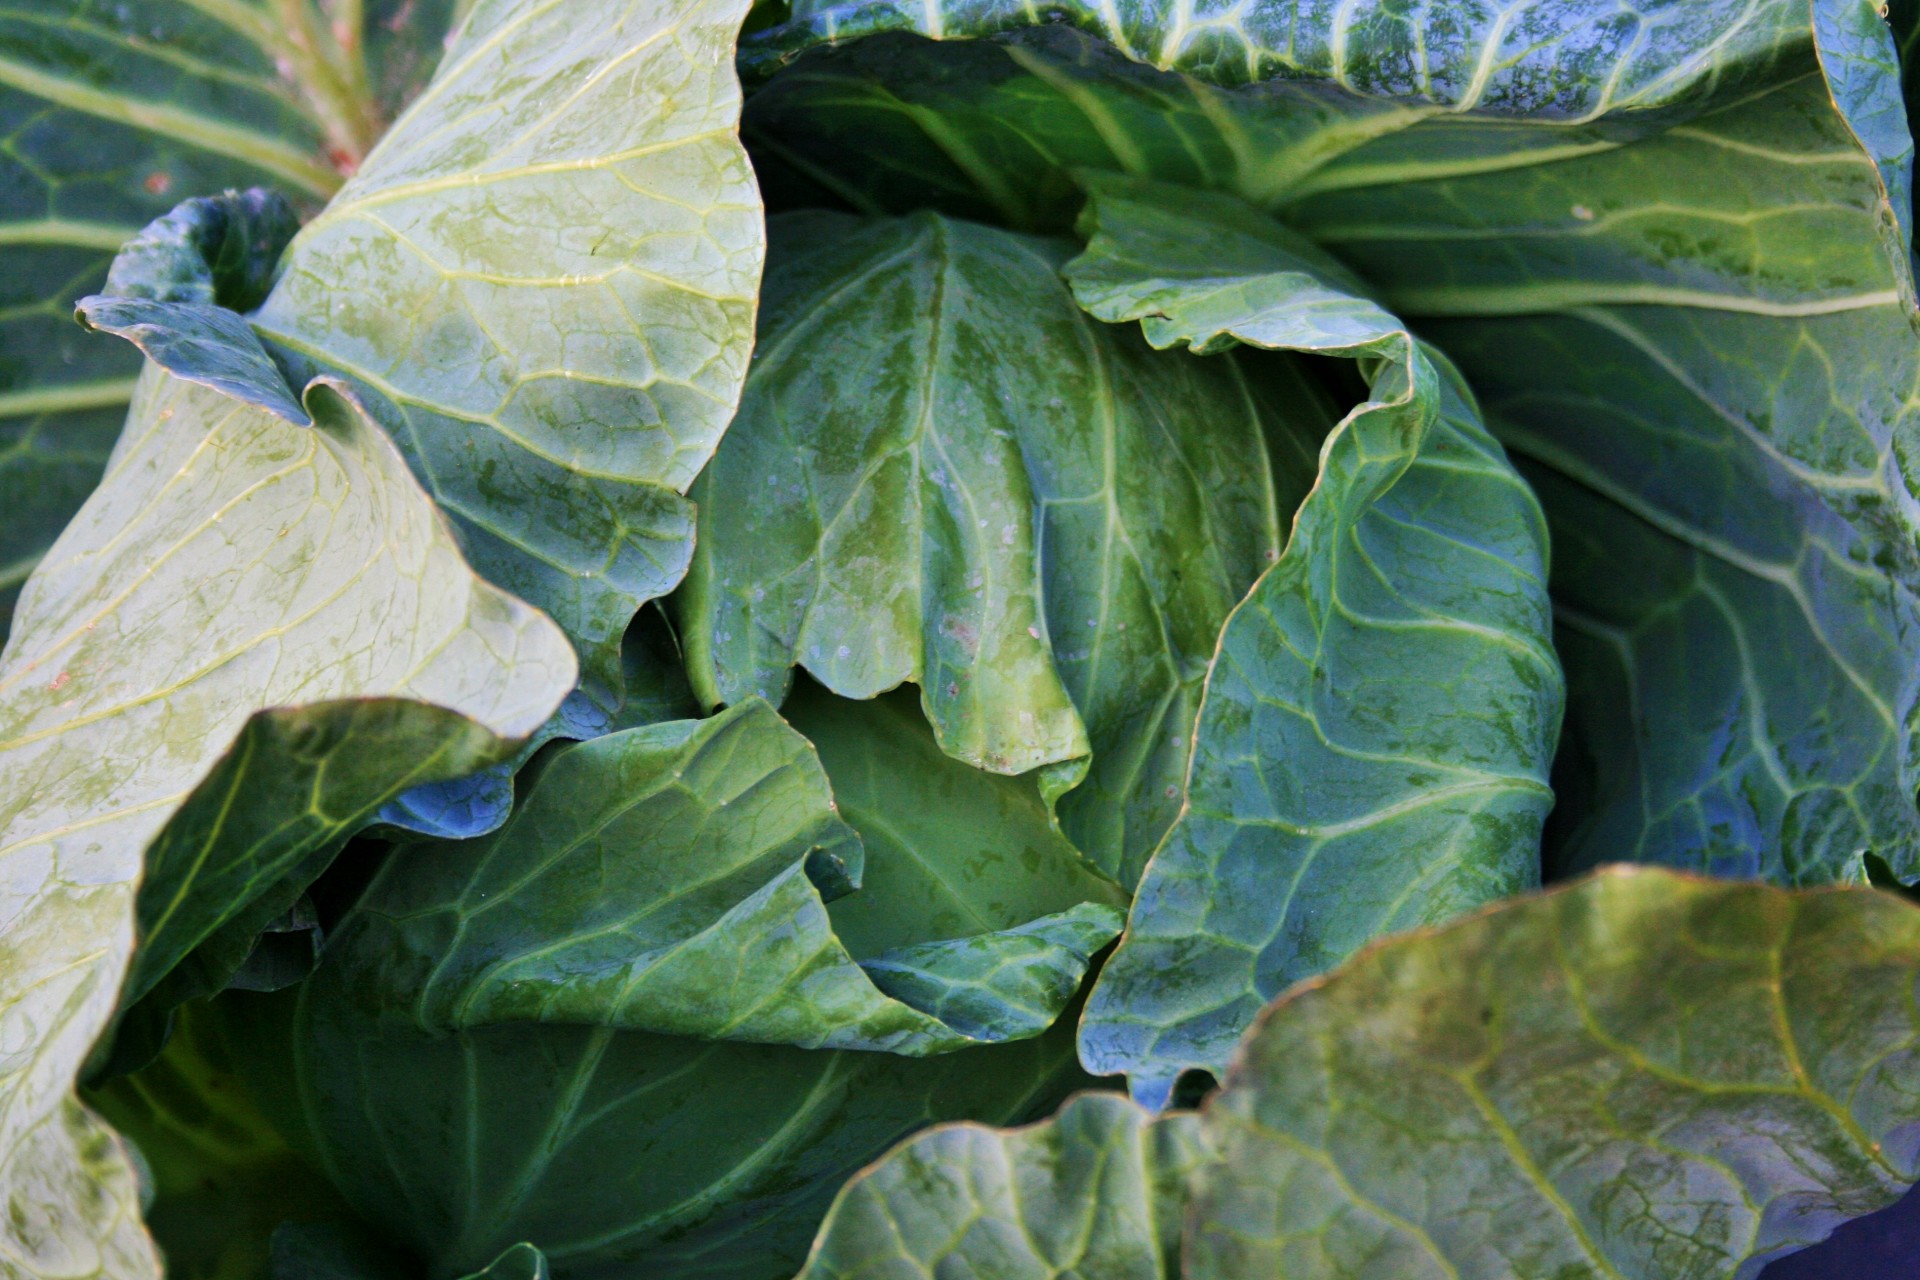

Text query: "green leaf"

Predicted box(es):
[680, 210, 1329, 884]
[76, 190, 307, 424]
[739, 0, 1920, 885]
[459, 1244, 549, 1280]
[83, 1005, 360, 1280]
[1288, 25, 1920, 883]
[783, 680, 1129, 952]
[0, 362, 573, 1272]
[252, 0, 766, 693]
[1071, 177, 1560, 1107]
[799, 1091, 1206, 1280]
[217, 970, 1094, 1278]
[0, 0, 459, 628]
[791, 868, 1920, 1280]
[328, 694, 1119, 1054]
[109, 697, 551, 1071]
[269, 1223, 416, 1280]
[737, 1, 1817, 233]
[1190, 868, 1920, 1279]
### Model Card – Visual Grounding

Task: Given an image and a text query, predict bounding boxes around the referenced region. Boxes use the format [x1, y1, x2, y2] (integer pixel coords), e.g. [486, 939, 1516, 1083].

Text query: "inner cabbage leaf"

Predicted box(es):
[736, 0, 1920, 887]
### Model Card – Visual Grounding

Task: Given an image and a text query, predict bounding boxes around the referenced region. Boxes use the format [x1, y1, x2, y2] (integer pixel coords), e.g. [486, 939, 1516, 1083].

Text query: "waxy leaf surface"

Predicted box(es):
[740, 0, 1920, 887]
[682, 209, 1329, 884]
[799, 1091, 1206, 1280]
[1073, 178, 1560, 1107]
[0, 361, 572, 1273]
[794, 869, 1920, 1280]
[1191, 868, 1920, 1279]
[214, 682, 1119, 1275]
[0, 0, 456, 625]
[254, 0, 766, 692]
[330, 695, 1121, 1055]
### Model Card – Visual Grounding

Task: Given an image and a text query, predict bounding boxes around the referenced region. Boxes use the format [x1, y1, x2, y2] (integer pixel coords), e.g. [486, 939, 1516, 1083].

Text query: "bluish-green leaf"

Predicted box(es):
[75, 190, 306, 424]
[1069, 178, 1560, 1107]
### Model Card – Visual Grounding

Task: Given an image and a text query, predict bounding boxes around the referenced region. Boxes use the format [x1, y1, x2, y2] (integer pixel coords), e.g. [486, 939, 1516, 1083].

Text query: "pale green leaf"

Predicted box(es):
[798, 1092, 1207, 1280]
[0, 362, 573, 1273]
[0, 0, 459, 627]
[253, 0, 766, 692]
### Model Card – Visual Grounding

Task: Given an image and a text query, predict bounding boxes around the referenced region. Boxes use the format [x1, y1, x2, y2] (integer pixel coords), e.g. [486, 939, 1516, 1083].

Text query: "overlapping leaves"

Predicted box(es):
[0, 0, 460, 626]
[1068, 177, 1559, 1105]
[208, 684, 1120, 1277]
[680, 208, 1323, 885]
[738, 0, 1920, 887]
[329, 695, 1123, 1055]
[804, 869, 1920, 1280]
[254, 0, 766, 694]
[0, 356, 572, 1272]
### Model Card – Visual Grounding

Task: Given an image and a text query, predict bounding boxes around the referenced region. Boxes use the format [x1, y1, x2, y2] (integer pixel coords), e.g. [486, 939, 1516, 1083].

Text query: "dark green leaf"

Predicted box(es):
[329, 695, 1118, 1054]
[459, 1244, 549, 1280]
[270, 1223, 417, 1280]
[84, 1006, 361, 1280]
[738, 1, 1814, 232]
[217, 978, 1093, 1279]
[110, 697, 547, 1068]
[680, 210, 1329, 884]
[253, 0, 766, 694]
[1071, 177, 1560, 1107]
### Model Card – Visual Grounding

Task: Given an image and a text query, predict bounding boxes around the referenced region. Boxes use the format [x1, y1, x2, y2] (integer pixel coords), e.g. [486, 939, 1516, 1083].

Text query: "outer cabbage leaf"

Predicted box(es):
[252, 0, 766, 694]
[327, 695, 1121, 1054]
[217, 945, 1093, 1278]
[0, 356, 573, 1273]
[790, 868, 1920, 1280]
[1302, 45, 1920, 884]
[738, 1, 1814, 232]
[798, 1092, 1207, 1280]
[680, 209, 1329, 884]
[0, 0, 457, 626]
[1190, 868, 1920, 1280]
[738, 0, 1920, 886]
[61, 192, 561, 1072]
[1072, 177, 1559, 1107]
